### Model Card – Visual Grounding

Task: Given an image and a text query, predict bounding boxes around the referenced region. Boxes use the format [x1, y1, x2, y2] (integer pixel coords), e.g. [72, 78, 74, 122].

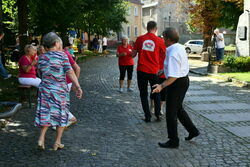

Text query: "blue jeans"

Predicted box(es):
[0, 54, 9, 78]
[216, 48, 224, 61]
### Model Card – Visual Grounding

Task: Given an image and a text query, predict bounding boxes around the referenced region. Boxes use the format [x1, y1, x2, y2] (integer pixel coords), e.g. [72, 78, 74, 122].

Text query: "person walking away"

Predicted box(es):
[116, 36, 134, 93]
[36, 32, 82, 151]
[213, 28, 225, 61]
[0, 31, 11, 79]
[132, 21, 166, 122]
[18, 45, 41, 87]
[153, 28, 200, 148]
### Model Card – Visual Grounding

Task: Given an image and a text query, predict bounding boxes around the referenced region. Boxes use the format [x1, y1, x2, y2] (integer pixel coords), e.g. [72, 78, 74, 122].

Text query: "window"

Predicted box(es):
[134, 27, 138, 37]
[189, 41, 197, 44]
[143, 8, 150, 16]
[127, 26, 130, 37]
[134, 6, 138, 16]
[197, 41, 204, 45]
[128, 6, 131, 15]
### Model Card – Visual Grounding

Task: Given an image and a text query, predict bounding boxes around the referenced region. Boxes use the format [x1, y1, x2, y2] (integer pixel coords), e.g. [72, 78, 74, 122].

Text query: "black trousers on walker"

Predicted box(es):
[166, 76, 199, 141]
[137, 71, 161, 119]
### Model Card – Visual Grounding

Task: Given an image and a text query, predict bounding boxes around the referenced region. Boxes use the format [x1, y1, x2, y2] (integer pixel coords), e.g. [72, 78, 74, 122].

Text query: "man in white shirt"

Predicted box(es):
[153, 27, 199, 148]
[213, 28, 225, 60]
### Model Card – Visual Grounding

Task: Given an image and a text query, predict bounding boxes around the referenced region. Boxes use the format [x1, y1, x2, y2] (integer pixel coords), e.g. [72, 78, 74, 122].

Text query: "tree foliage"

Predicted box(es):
[1, 0, 18, 31]
[1, 0, 128, 49]
[181, 0, 244, 49]
[28, 0, 127, 37]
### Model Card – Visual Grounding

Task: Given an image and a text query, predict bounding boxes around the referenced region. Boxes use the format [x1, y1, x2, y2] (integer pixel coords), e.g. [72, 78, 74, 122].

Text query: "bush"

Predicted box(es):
[223, 55, 250, 72]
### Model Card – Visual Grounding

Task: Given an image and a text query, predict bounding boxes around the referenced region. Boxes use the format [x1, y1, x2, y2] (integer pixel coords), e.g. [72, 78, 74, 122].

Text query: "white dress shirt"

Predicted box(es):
[164, 43, 189, 78]
[215, 33, 225, 49]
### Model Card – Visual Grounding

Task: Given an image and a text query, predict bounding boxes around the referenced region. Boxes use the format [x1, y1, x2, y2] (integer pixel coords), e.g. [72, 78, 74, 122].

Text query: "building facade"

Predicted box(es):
[118, 0, 143, 42]
[141, 0, 190, 43]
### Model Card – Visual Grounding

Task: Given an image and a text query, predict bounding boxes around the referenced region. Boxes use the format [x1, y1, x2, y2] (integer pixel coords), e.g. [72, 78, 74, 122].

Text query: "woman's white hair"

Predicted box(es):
[24, 44, 37, 54]
[214, 28, 219, 33]
[42, 32, 62, 49]
[121, 35, 129, 40]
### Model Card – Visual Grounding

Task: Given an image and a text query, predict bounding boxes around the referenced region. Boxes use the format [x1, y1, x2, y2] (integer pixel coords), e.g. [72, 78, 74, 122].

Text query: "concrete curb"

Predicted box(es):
[189, 69, 250, 88]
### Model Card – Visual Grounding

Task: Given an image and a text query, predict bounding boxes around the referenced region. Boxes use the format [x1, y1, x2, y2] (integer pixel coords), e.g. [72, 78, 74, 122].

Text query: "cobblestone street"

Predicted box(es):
[0, 55, 250, 167]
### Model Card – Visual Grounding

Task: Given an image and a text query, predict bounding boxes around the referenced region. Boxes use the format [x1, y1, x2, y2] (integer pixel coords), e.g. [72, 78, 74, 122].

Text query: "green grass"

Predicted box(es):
[219, 72, 250, 82]
[0, 65, 19, 102]
[225, 45, 236, 51]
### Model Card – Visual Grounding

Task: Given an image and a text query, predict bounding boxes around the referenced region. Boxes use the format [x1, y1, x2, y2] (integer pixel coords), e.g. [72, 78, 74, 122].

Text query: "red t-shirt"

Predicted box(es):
[65, 50, 75, 84]
[134, 33, 166, 74]
[117, 44, 134, 66]
[159, 38, 166, 78]
[18, 55, 37, 78]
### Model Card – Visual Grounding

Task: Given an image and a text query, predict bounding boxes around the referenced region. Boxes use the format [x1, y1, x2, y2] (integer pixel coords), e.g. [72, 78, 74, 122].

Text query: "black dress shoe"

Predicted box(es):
[142, 118, 151, 123]
[158, 141, 179, 149]
[185, 131, 200, 141]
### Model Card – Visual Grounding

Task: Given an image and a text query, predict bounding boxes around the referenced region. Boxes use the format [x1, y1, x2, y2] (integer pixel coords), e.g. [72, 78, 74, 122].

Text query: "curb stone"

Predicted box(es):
[189, 69, 250, 88]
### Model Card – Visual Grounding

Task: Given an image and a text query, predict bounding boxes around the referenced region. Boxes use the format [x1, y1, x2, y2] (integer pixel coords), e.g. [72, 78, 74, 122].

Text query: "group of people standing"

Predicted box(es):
[92, 36, 107, 53]
[116, 21, 199, 148]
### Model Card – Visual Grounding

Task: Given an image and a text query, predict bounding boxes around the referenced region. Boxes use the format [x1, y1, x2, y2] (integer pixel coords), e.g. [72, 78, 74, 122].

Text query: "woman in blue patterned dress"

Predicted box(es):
[36, 32, 82, 151]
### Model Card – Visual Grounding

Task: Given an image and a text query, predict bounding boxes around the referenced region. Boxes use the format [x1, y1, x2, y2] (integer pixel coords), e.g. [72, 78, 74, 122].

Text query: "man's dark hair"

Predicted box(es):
[163, 27, 179, 43]
[147, 21, 157, 31]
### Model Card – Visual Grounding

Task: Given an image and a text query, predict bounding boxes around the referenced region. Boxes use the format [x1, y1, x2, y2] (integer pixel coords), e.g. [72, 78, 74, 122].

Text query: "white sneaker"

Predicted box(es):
[119, 88, 123, 93]
[127, 88, 134, 92]
[4, 74, 12, 80]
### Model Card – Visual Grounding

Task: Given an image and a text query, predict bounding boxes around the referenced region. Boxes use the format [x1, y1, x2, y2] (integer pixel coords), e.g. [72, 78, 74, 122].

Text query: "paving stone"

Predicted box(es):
[0, 55, 249, 166]
[185, 96, 234, 102]
[188, 103, 250, 111]
[189, 85, 204, 90]
[202, 113, 250, 122]
[225, 126, 250, 137]
[186, 90, 218, 95]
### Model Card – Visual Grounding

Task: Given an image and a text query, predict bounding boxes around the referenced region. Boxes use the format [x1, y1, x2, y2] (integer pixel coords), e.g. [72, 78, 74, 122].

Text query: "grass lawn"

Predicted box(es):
[219, 72, 250, 82]
[225, 45, 236, 51]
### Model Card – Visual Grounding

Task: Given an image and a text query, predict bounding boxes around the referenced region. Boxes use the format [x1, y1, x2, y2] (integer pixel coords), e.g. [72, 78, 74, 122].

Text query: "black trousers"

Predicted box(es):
[166, 76, 198, 141]
[119, 65, 133, 80]
[137, 71, 161, 119]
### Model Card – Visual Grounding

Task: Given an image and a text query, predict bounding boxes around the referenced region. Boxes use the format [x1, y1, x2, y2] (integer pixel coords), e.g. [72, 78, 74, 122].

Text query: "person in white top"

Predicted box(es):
[98, 38, 103, 53]
[102, 37, 107, 52]
[153, 27, 199, 149]
[213, 28, 225, 60]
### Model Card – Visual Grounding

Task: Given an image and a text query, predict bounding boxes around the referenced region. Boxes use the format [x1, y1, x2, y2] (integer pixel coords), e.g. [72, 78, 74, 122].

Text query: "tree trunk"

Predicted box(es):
[0, 0, 3, 31]
[17, 0, 29, 55]
[87, 29, 91, 50]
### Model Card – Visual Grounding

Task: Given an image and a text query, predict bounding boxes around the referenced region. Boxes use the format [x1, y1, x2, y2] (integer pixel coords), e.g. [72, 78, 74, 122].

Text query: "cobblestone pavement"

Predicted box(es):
[0, 55, 250, 167]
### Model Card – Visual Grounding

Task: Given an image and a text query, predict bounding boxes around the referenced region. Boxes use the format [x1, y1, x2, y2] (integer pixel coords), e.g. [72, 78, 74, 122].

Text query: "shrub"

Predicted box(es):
[223, 55, 250, 72]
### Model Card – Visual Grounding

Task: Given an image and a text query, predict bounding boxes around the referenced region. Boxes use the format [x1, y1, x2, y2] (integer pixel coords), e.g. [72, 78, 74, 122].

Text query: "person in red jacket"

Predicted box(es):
[132, 21, 166, 122]
[116, 36, 135, 92]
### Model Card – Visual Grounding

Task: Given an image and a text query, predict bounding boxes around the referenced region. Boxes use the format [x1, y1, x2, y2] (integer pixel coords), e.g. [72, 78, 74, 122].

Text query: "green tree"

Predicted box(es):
[74, 0, 128, 49]
[17, 0, 28, 54]
[219, 0, 243, 30]
[181, 0, 243, 49]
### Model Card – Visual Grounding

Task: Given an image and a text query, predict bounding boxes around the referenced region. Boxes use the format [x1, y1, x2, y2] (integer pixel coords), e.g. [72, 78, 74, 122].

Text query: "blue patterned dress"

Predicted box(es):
[35, 51, 72, 127]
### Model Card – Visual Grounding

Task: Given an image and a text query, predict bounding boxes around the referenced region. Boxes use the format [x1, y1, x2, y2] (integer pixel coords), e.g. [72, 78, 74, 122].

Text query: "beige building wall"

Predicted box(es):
[121, 1, 143, 42]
